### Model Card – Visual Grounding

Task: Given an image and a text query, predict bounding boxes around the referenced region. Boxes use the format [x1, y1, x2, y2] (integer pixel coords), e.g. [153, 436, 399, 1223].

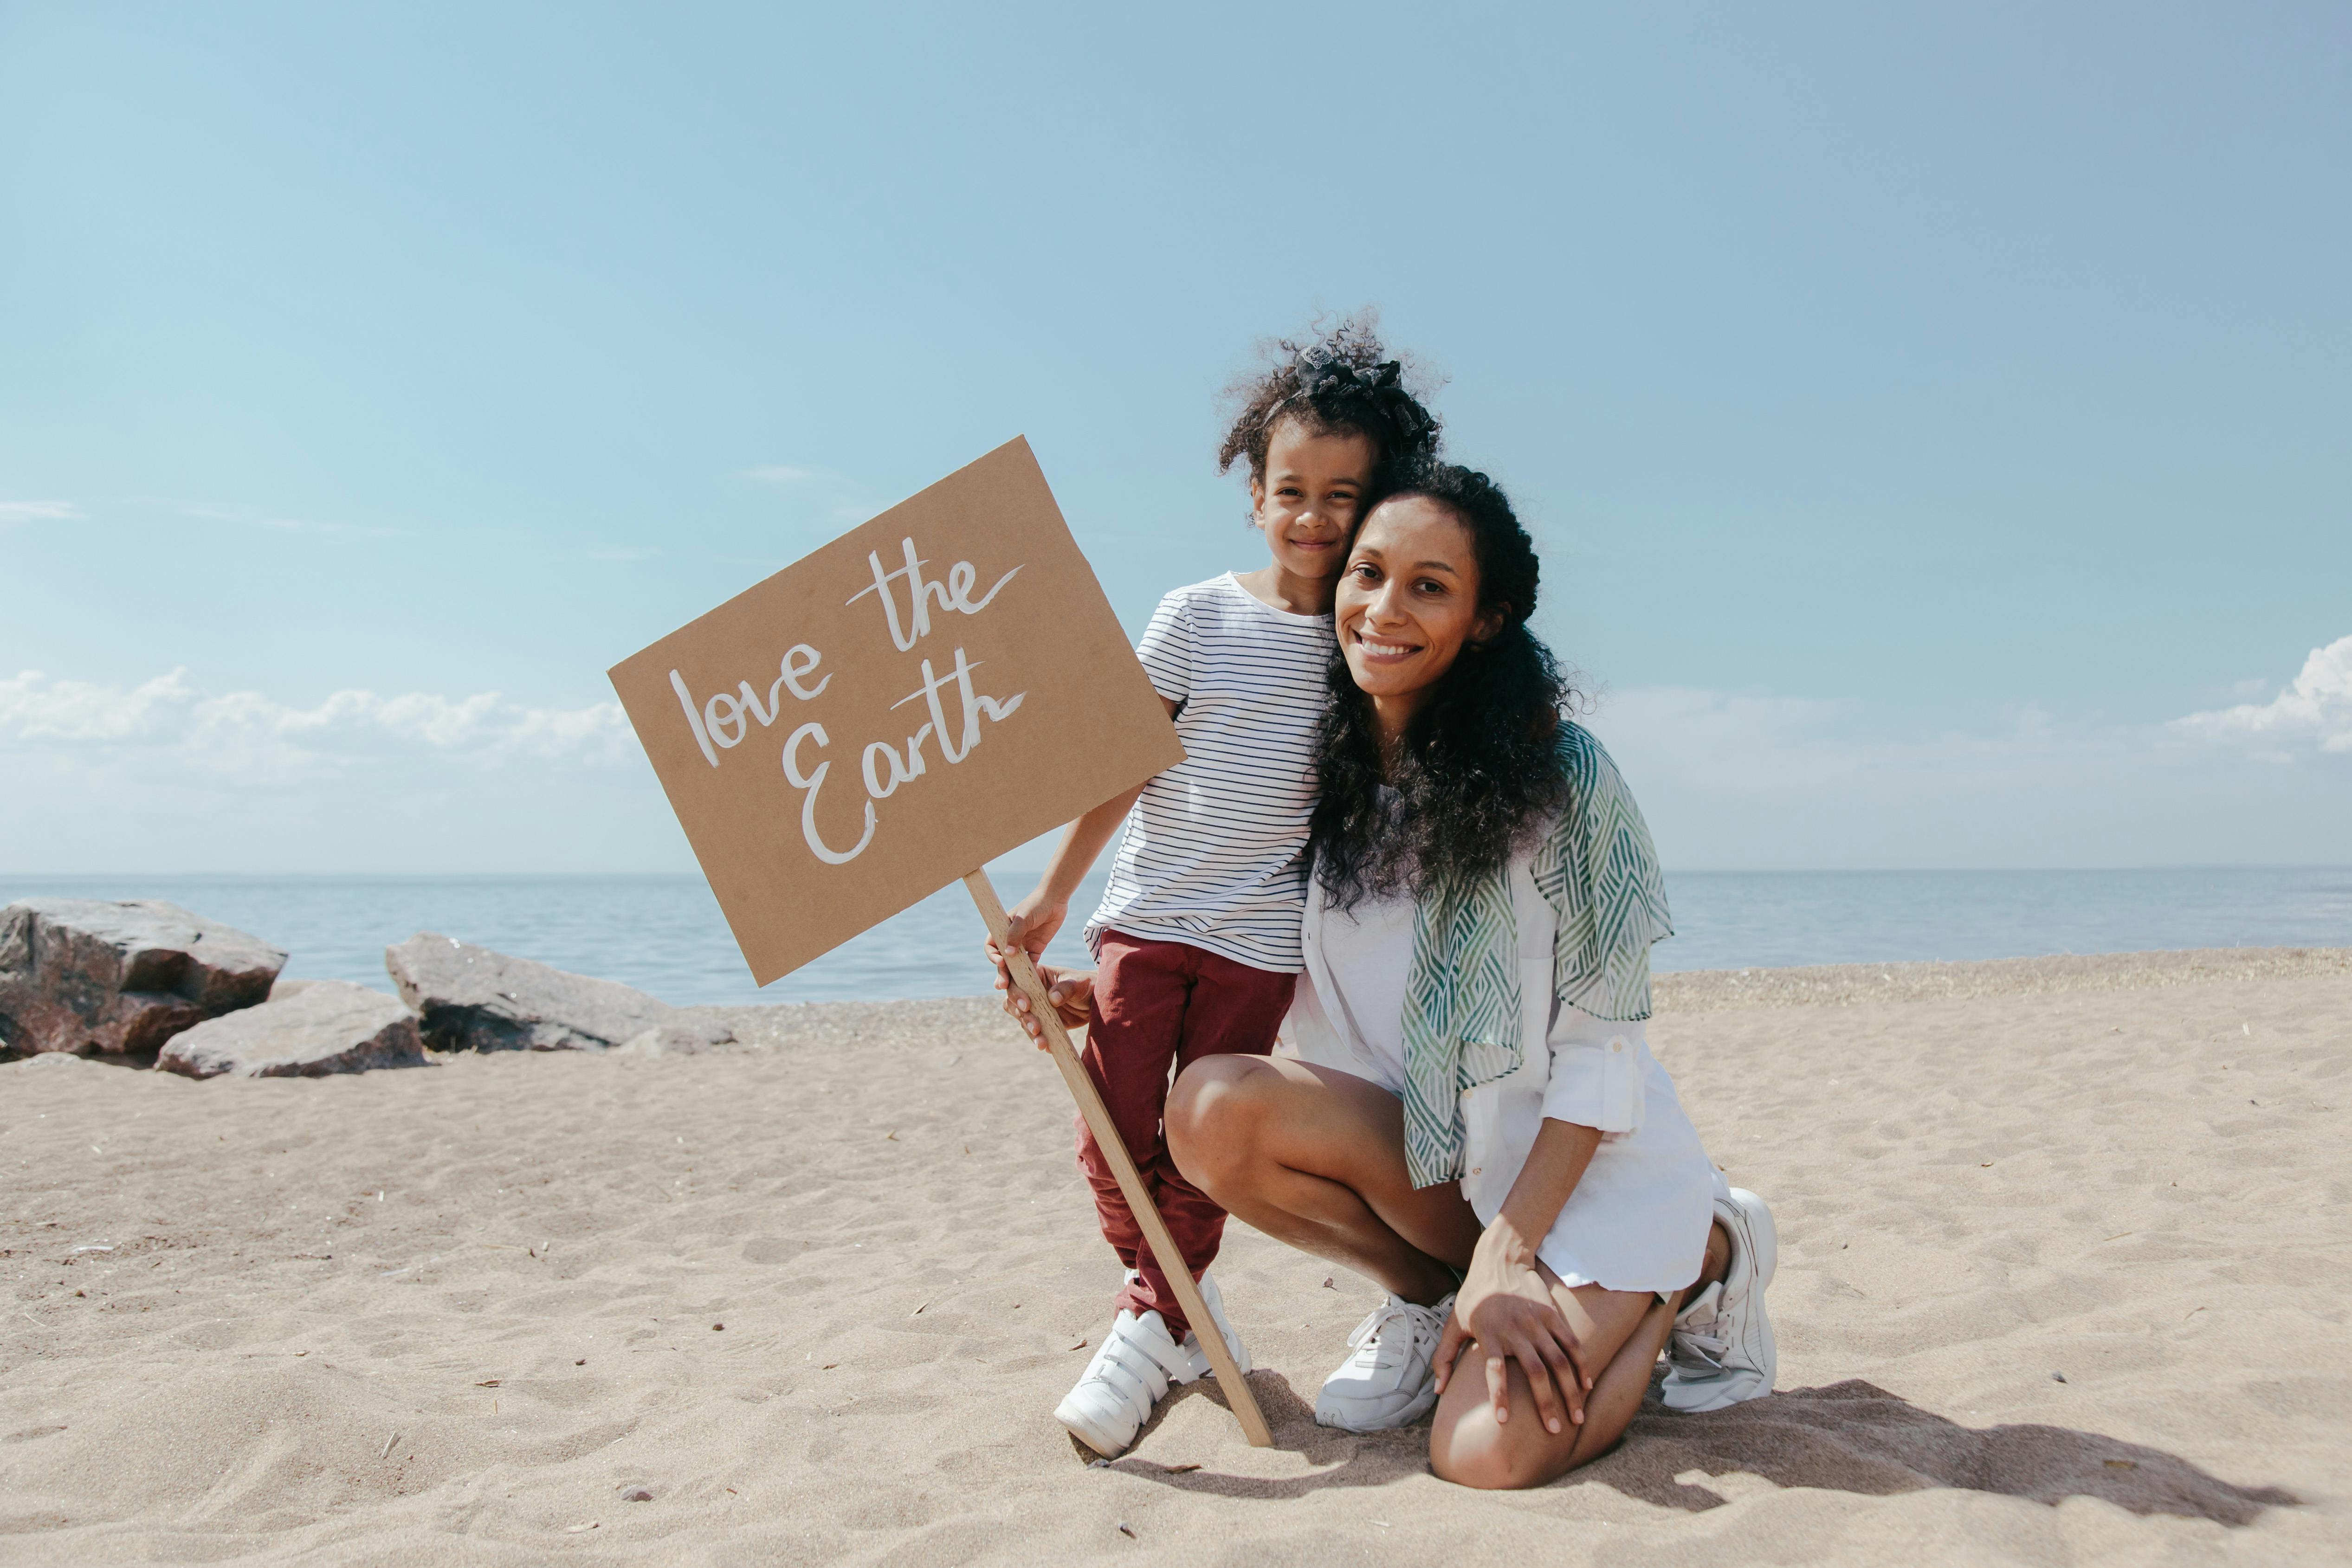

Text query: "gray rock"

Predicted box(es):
[616, 1025, 717, 1058]
[383, 933, 731, 1054]
[157, 981, 426, 1079]
[0, 899, 287, 1059]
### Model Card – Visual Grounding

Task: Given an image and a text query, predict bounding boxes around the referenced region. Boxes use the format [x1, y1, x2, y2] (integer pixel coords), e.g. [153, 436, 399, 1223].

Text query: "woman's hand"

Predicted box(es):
[1432, 1217, 1592, 1435]
[989, 959, 1096, 1049]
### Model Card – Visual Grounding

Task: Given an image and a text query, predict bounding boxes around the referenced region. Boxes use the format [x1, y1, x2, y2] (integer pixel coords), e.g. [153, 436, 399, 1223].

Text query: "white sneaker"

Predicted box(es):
[1055, 1307, 1198, 1457]
[1315, 1292, 1453, 1432]
[1115, 1266, 1253, 1382]
[1177, 1268, 1253, 1381]
[1661, 1184, 1777, 1413]
[1056, 1271, 1253, 1456]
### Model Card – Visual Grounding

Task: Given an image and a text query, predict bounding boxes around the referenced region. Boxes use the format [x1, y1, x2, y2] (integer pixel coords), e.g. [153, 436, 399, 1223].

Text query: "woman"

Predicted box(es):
[1007, 462, 1778, 1488]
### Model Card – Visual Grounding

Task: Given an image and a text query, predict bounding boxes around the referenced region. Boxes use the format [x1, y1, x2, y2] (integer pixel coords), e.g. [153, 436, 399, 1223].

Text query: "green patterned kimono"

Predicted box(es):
[1399, 722, 1673, 1189]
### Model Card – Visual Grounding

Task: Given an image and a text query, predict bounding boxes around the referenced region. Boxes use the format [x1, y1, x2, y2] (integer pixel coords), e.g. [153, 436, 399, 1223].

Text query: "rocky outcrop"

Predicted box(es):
[158, 981, 426, 1079]
[383, 934, 731, 1054]
[0, 900, 286, 1058]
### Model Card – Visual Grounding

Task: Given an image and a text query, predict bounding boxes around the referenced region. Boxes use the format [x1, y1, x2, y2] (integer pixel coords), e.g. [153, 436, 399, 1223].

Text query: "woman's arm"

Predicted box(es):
[1433, 1117, 1604, 1436]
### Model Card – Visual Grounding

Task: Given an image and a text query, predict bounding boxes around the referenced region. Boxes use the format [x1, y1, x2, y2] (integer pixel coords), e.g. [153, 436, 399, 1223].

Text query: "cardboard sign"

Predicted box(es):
[609, 438, 1183, 986]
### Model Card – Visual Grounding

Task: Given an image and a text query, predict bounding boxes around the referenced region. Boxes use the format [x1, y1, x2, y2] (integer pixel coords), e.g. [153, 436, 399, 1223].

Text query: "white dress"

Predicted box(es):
[1287, 861, 1719, 1297]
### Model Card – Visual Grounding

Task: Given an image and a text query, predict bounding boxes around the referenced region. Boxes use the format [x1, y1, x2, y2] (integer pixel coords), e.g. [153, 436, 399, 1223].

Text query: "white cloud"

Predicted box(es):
[170, 502, 407, 538]
[0, 668, 633, 780]
[738, 463, 877, 523]
[0, 500, 81, 523]
[1572, 687, 2214, 869]
[1585, 686, 2082, 800]
[1, 497, 413, 536]
[2172, 635, 2352, 758]
[1580, 674, 2352, 869]
[0, 669, 194, 740]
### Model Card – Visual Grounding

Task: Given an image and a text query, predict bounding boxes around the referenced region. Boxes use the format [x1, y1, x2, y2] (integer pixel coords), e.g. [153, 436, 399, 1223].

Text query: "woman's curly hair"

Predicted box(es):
[1216, 313, 1441, 491]
[1310, 460, 1576, 910]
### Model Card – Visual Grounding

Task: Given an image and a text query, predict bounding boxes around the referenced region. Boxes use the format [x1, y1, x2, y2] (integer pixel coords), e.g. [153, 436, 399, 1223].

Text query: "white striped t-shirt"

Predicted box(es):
[1083, 573, 1333, 974]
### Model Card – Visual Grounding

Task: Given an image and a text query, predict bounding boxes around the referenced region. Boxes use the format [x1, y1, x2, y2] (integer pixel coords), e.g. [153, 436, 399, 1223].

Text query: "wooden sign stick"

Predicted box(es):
[963, 868, 1275, 1448]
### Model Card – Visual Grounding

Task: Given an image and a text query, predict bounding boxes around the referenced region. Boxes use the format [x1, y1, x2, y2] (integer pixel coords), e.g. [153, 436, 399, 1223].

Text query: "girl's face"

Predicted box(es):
[1248, 417, 1378, 584]
[1335, 496, 1504, 713]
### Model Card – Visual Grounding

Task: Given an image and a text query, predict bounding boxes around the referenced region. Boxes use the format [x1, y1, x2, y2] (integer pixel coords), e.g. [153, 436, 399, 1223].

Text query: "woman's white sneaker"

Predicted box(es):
[1315, 1293, 1453, 1432]
[1661, 1185, 1778, 1412]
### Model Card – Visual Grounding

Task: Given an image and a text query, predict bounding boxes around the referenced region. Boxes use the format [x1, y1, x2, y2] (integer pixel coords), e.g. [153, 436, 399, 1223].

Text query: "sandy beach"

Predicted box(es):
[3, 946, 2346, 1566]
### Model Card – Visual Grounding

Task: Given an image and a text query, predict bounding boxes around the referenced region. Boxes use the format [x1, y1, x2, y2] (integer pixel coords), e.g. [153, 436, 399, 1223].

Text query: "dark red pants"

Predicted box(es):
[1078, 932, 1296, 1338]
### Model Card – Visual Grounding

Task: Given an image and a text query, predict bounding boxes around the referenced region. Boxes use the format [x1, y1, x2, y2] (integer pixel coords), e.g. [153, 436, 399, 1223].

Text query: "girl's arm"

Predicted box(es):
[997, 693, 1181, 962]
[1432, 1117, 1605, 1436]
[998, 783, 1145, 962]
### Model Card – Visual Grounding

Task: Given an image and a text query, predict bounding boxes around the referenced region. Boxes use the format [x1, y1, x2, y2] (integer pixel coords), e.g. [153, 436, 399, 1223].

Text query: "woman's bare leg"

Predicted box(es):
[1166, 1055, 1481, 1306]
[1429, 1220, 1735, 1491]
[1168, 1053, 1739, 1482]
[1428, 1275, 1676, 1490]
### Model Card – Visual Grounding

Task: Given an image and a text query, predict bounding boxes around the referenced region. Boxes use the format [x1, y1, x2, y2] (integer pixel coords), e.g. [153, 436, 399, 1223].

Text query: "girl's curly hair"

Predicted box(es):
[1309, 460, 1576, 910]
[1216, 313, 1441, 489]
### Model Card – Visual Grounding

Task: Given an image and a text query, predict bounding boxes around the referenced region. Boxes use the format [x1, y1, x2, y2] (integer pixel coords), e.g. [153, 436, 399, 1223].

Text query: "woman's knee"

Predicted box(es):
[1428, 1429, 1517, 1491]
[1164, 1056, 1273, 1185]
[1432, 1411, 1619, 1490]
[1429, 1404, 1556, 1491]
[1427, 1348, 1622, 1491]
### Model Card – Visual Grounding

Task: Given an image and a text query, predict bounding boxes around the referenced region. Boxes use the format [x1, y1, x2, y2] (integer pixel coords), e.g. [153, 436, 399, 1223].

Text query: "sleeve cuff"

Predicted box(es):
[1541, 1038, 1645, 1137]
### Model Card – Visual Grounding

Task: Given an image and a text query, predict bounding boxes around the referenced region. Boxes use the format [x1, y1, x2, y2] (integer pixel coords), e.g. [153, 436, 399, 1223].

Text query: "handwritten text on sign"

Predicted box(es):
[608, 438, 1182, 986]
[662, 538, 1028, 864]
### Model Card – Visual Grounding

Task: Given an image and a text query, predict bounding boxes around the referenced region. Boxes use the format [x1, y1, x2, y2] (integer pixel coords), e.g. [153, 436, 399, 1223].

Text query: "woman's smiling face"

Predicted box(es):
[1336, 495, 1504, 724]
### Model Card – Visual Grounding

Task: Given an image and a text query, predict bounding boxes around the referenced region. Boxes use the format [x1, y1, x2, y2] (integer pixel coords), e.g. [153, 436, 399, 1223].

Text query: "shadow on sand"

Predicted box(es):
[1106, 1373, 2297, 1528]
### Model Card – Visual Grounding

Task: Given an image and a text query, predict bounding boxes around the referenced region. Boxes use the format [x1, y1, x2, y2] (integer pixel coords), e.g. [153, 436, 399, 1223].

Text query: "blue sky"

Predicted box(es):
[4, 1, 2347, 874]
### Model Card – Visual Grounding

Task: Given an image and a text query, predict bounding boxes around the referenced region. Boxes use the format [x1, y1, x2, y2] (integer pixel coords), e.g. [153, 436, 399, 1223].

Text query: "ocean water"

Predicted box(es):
[3, 867, 2346, 1008]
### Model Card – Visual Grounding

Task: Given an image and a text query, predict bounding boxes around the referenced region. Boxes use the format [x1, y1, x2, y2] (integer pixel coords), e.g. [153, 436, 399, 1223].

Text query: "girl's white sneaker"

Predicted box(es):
[1180, 1268, 1253, 1379]
[1055, 1307, 1196, 1457]
[1314, 1292, 1454, 1431]
[1054, 1271, 1253, 1457]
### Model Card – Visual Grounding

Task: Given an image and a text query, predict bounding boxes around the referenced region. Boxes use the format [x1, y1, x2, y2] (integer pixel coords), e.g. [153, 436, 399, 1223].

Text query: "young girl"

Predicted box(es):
[992, 318, 1440, 1457]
